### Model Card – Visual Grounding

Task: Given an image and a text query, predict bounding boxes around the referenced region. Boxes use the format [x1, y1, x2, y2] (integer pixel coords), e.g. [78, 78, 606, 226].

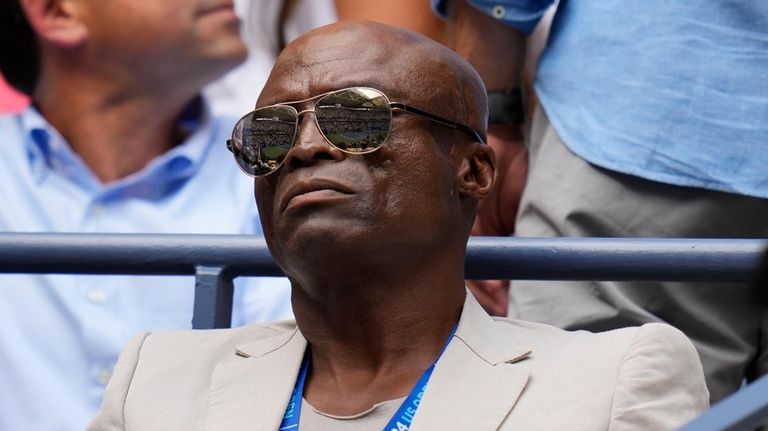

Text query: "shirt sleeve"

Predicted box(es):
[431, 0, 555, 34]
[608, 323, 710, 430]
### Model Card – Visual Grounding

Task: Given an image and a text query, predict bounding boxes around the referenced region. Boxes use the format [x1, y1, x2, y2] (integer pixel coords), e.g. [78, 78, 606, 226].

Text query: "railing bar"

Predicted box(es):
[679, 374, 768, 431]
[0, 234, 764, 281]
[191, 265, 234, 330]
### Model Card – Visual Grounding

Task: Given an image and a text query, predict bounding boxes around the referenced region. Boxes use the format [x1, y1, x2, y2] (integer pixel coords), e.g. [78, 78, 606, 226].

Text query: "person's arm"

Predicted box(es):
[443, 0, 525, 92]
[441, 0, 529, 315]
[443, 0, 531, 239]
[334, 0, 446, 42]
[610, 324, 710, 429]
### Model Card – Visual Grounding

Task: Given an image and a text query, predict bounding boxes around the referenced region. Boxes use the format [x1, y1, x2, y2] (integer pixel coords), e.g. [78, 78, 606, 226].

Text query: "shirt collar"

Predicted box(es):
[134, 97, 215, 184]
[20, 106, 70, 185]
[19, 96, 219, 199]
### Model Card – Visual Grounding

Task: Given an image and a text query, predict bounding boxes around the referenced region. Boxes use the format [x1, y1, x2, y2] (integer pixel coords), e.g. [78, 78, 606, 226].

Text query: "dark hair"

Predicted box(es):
[0, 0, 39, 95]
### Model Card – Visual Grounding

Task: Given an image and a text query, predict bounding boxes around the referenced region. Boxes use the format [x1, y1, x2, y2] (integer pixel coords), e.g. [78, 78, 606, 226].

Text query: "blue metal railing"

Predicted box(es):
[0, 233, 766, 430]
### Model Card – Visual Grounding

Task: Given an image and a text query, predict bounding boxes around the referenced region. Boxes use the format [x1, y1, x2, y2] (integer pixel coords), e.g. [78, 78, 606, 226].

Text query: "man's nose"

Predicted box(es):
[283, 114, 345, 171]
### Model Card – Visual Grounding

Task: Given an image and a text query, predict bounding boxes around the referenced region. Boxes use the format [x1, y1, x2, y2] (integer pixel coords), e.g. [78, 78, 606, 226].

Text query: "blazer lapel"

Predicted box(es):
[204, 327, 307, 431]
[410, 294, 532, 431]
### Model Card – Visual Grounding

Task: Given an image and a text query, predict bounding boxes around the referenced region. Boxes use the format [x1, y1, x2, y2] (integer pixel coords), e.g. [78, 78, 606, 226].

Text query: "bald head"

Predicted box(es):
[252, 21, 495, 285]
[259, 21, 488, 142]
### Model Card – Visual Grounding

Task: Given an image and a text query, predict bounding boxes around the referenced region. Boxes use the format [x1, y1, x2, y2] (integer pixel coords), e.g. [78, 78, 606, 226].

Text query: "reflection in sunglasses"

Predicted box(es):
[227, 87, 484, 177]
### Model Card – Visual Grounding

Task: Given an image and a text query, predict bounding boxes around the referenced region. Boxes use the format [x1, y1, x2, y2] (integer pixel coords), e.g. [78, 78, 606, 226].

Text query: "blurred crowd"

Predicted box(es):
[0, 0, 766, 429]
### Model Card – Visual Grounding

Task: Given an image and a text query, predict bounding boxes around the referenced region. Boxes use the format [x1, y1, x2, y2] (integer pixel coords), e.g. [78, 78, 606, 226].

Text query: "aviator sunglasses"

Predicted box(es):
[227, 87, 486, 177]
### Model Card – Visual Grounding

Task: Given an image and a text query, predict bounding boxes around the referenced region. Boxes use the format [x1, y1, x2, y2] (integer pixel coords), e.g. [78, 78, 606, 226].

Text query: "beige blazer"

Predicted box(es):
[88, 294, 709, 430]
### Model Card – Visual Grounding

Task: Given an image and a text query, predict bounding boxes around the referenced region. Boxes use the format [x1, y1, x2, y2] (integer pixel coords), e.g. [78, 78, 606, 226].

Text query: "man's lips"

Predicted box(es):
[280, 179, 355, 212]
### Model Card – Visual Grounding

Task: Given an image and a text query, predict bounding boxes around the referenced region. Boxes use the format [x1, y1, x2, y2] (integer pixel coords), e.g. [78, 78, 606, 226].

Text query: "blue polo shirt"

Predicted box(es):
[434, 0, 768, 198]
[0, 104, 292, 430]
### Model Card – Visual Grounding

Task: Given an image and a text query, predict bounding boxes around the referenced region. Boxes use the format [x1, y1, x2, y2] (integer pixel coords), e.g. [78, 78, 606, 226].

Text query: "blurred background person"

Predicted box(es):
[204, 0, 336, 117]
[0, 0, 335, 428]
[438, 0, 768, 403]
[0, 72, 29, 113]
[334, 0, 445, 41]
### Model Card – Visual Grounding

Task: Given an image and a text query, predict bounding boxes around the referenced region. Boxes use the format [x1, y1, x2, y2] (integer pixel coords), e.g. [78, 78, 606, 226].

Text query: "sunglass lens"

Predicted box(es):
[232, 106, 297, 176]
[315, 88, 391, 153]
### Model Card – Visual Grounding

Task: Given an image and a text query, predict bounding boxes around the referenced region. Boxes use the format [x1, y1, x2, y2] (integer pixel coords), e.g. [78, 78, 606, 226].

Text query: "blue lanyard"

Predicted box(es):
[278, 325, 458, 431]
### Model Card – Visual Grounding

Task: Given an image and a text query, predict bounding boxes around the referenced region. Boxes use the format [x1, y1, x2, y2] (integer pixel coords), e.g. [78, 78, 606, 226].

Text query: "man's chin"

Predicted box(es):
[193, 21, 248, 65]
[203, 39, 248, 65]
[278, 220, 372, 256]
[192, 42, 248, 83]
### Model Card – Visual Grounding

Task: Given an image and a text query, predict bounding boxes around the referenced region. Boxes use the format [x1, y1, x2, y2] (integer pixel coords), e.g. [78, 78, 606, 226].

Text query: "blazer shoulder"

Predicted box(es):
[483, 318, 707, 430]
[88, 321, 300, 430]
[138, 320, 298, 359]
[608, 322, 709, 429]
[490, 316, 692, 349]
[491, 318, 706, 380]
[489, 315, 640, 350]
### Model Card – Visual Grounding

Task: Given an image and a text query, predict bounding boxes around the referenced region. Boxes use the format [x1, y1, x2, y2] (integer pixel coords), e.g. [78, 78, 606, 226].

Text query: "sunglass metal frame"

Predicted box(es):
[227, 87, 487, 177]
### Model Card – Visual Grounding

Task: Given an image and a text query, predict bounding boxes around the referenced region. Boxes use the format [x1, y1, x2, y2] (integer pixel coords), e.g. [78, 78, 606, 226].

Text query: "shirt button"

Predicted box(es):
[492, 5, 506, 19]
[97, 368, 112, 386]
[91, 204, 105, 216]
[87, 289, 107, 304]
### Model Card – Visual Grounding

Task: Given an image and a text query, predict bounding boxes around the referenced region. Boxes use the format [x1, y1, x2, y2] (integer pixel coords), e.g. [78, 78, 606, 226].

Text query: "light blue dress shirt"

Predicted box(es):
[434, 0, 768, 198]
[0, 104, 292, 430]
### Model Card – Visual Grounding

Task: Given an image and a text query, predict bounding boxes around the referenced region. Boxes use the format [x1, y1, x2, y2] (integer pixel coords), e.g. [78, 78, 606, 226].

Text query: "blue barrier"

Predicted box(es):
[0, 233, 763, 280]
[1, 234, 763, 328]
[0, 233, 766, 429]
[680, 374, 768, 431]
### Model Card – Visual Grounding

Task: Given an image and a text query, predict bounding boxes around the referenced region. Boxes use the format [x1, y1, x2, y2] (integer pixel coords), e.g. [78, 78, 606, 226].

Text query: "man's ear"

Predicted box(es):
[455, 142, 496, 200]
[20, 0, 87, 48]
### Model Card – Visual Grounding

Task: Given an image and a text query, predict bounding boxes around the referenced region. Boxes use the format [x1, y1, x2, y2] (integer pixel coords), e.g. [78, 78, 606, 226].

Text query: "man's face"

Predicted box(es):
[78, 0, 246, 82]
[253, 30, 469, 273]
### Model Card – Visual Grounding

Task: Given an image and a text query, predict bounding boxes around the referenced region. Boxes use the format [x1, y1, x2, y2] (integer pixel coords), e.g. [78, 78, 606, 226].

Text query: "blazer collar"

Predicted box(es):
[204, 326, 307, 431]
[454, 291, 532, 364]
[204, 292, 532, 431]
[409, 293, 532, 430]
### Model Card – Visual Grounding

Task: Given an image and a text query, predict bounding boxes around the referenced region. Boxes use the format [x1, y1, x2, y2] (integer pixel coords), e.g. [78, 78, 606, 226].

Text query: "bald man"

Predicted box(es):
[88, 21, 708, 430]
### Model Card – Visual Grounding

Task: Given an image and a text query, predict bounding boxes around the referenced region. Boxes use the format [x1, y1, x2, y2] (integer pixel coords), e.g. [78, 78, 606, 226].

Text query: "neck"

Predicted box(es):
[32, 61, 201, 183]
[291, 257, 466, 415]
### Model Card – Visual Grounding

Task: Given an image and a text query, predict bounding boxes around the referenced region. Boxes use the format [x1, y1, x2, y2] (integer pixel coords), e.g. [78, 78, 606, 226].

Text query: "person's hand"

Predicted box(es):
[467, 123, 527, 316]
